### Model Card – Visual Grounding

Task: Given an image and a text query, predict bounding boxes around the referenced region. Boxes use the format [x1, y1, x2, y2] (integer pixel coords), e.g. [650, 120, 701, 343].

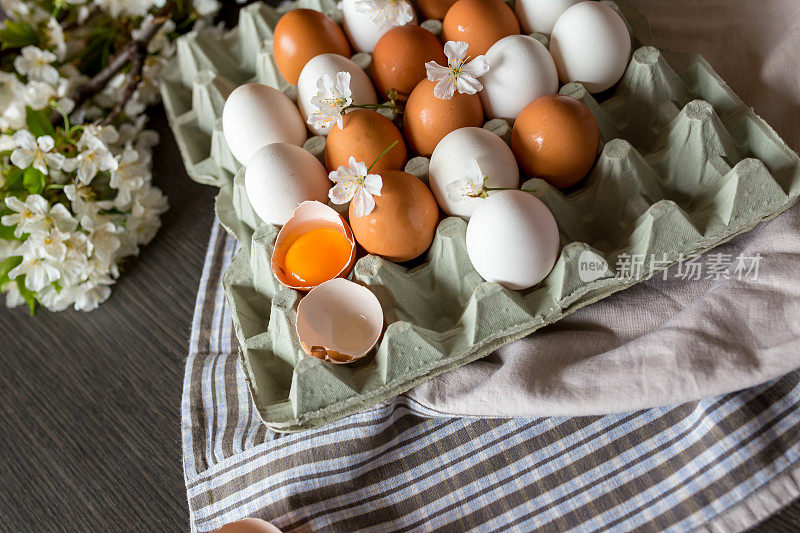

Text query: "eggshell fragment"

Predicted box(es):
[479, 35, 558, 121]
[403, 79, 484, 157]
[245, 143, 331, 226]
[222, 84, 307, 165]
[273, 9, 352, 85]
[466, 189, 560, 290]
[296, 278, 384, 364]
[272, 202, 357, 291]
[514, 0, 580, 34]
[442, 0, 520, 56]
[297, 54, 378, 136]
[549, 1, 632, 93]
[429, 127, 519, 219]
[325, 109, 407, 173]
[341, 0, 418, 53]
[371, 25, 447, 100]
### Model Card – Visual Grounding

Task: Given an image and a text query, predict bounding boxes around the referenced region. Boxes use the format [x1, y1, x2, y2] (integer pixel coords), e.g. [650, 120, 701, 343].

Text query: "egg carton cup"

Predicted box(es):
[160, 1, 800, 432]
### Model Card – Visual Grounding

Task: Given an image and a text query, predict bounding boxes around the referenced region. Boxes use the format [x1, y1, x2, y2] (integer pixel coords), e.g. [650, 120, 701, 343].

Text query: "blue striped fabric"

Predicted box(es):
[183, 219, 800, 532]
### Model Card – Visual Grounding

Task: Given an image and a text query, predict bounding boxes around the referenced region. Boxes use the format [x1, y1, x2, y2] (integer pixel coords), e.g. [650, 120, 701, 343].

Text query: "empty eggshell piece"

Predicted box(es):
[403, 79, 484, 157]
[325, 109, 407, 172]
[297, 54, 378, 136]
[442, 0, 520, 56]
[341, 0, 417, 53]
[271, 201, 357, 291]
[296, 278, 384, 364]
[349, 170, 439, 262]
[273, 9, 352, 85]
[479, 35, 558, 120]
[429, 127, 519, 219]
[511, 94, 599, 188]
[549, 1, 631, 93]
[514, 0, 580, 34]
[371, 25, 447, 100]
[245, 143, 331, 226]
[222, 84, 307, 165]
[466, 189, 560, 290]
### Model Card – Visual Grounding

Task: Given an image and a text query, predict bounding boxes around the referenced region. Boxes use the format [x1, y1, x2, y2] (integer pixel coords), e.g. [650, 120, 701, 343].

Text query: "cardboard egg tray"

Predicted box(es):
[160, 1, 800, 432]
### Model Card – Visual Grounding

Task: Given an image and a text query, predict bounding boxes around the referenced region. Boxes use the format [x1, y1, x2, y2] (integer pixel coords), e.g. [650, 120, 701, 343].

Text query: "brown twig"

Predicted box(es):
[103, 51, 144, 125]
[54, 1, 176, 124]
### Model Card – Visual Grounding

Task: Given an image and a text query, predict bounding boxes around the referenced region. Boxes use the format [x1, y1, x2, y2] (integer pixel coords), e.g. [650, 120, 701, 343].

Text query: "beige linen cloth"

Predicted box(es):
[407, 0, 800, 417]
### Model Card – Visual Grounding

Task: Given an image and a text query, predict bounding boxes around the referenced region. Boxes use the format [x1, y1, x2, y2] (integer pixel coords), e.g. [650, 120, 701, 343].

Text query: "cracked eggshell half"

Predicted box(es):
[296, 278, 384, 364]
[222, 83, 307, 165]
[271, 201, 357, 292]
[341, 0, 418, 53]
[466, 189, 560, 290]
[429, 127, 519, 219]
[244, 143, 331, 226]
[479, 34, 558, 121]
[297, 54, 378, 136]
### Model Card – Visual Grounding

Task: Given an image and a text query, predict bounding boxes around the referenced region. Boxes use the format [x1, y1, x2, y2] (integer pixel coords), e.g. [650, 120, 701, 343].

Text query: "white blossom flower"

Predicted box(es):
[22, 80, 56, 109]
[3, 194, 48, 237]
[8, 254, 61, 292]
[354, 0, 414, 30]
[17, 229, 68, 263]
[308, 72, 352, 130]
[14, 46, 60, 86]
[425, 41, 490, 99]
[72, 277, 113, 312]
[4, 280, 25, 309]
[38, 283, 72, 312]
[131, 184, 168, 219]
[126, 214, 161, 246]
[110, 147, 148, 208]
[445, 159, 489, 202]
[44, 17, 67, 61]
[0, 72, 27, 130]
[81, 215, 120, 265]
[94, 0, 166, 17]
[10, 130, 65, 175]
[82, 124, 120, 145]
[328, 156, 382, 217]
[63, 133, 118, 184]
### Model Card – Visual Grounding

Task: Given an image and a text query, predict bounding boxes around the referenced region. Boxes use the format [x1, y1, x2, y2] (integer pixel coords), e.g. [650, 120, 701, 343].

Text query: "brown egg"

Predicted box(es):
[511, 94, 599, 188]
[416, 0, 459, 22]
[273, 9, 351, 85]
[216, 518, 282, 533]
[442, 0, 520, 56]
[325, 110, 408, 173]
[403, 79, 484, 157]
[372, 26, 447, 100]
[349, 170, 439, 262]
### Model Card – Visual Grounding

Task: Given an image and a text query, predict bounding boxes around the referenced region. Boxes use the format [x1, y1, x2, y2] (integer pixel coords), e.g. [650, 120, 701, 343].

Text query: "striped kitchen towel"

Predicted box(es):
[183, 219, 800, 532]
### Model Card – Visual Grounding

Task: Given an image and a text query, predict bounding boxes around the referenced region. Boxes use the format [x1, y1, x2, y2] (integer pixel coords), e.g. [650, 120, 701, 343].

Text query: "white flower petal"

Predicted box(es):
[456, 74, 483, 95]
[433, 77, 456, 99]
[444, 41, 469, 64]
[364, 173, 382, 195]
[463, 55, 490, 77]
[328, 182, 355, 204]
[351, 187, 376, 217]
[425, 61, 451, 82]
[446, 179, 470, 203]
[36, 135, 55, 152]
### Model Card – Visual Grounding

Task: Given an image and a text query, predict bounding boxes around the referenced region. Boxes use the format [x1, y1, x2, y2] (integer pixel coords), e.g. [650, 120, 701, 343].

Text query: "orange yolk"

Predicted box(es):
[283, 227, 352, 286]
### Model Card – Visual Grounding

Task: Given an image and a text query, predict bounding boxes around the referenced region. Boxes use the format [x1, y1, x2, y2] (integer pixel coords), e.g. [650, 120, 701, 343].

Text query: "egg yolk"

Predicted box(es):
[283, 227, 352, 286]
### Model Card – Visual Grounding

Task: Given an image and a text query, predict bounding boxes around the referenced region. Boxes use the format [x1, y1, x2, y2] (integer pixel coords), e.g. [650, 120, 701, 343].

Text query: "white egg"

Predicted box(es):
[297, 54, 378, 136]
[222, 83, 307, 165]
[244, 143, 331, 226]
[466, 190, 560, 290]
[479, 35, 558, 121]
[549, 1, 631, 93]
[515, 0, 581, 34]
[429, 127, 519, 219]
[341, 0, 417, 53]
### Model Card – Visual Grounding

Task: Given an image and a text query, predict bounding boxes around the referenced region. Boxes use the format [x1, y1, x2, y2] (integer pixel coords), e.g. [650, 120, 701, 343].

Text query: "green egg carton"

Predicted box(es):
[160, 1, 800, 432]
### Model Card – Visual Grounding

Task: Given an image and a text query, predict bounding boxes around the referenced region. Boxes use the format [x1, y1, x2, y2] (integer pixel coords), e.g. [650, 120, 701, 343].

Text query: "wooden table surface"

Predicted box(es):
[1, 0, 800, 529]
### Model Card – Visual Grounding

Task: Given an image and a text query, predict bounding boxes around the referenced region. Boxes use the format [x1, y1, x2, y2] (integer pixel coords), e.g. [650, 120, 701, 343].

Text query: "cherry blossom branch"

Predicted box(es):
[58, 2, 176, 122]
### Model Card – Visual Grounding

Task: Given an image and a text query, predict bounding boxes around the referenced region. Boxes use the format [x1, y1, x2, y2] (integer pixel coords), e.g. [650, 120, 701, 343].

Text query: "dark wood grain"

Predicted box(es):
[0, 110, 214, 531]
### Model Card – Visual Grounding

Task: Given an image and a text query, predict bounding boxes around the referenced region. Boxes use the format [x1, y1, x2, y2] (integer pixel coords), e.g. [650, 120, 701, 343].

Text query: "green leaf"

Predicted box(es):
[22, 167, 45, 194]
[0, 255, 22, 291]
[15, 277, 37, 315]
[0, 20, 39, 50]
[2, 167, 25, 192]
[25, 106, 56, 137]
